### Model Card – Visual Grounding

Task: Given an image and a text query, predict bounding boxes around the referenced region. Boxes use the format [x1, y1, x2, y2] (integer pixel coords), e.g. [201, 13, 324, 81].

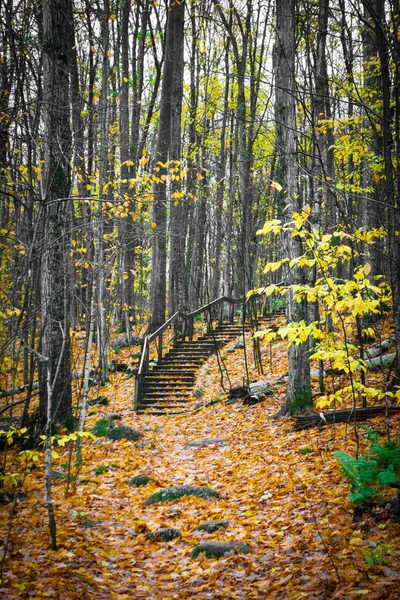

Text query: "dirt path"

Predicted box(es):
[1, 342, 400, 599]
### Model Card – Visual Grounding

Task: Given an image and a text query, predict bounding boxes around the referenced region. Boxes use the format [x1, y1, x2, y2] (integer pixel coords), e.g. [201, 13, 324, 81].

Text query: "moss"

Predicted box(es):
[145, 528, 181, 542]
[191, 541, 251, 559]
[107, 426, 143, 442]
[144, 484, 218, 506]
[194, 520, 229, 533]
[91, 418, 114, 437]
[129, 475, 155, 487]
[289, 386, 313, 415]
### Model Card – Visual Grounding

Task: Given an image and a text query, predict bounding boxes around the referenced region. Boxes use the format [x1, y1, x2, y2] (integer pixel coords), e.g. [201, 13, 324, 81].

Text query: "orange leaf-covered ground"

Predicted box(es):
[1, 331, 400, 599]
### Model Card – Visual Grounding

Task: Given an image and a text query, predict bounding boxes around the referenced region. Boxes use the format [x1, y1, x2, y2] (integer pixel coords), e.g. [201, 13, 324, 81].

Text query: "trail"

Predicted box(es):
[1, 339, 400, 599]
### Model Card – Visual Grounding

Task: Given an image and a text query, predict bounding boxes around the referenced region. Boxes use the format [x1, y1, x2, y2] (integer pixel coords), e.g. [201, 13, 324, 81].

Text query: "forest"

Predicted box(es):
[1, 0, 400, 597]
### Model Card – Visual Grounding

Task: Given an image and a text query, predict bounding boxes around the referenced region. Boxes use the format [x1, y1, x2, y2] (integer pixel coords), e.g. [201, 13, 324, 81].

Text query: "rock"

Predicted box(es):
[248, 380, 273, 395]
[144, 484, 219, 506]
[185, 438, 225, 448]
[191, 541, 251, 559]
[107, 426, 143, 442]
[129, 475, 155, 487]
[145, 528, 181, 542]
[88, 396, 109, 407]
[81, 519, 101, 529]
[234, 339, 245, 349]
[107, 413, 122, 421]
[383, 568, 400, 580]
[194, 520, 229, 533]
[134, 440, 155, 449]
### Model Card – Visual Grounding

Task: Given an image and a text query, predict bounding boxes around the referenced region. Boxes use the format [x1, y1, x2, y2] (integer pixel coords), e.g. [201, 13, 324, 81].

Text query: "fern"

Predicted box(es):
[334, 434, 400, 505]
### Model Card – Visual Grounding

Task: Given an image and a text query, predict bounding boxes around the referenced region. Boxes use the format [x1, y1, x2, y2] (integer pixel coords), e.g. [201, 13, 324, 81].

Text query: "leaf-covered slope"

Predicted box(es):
[1, 335, 400, 599]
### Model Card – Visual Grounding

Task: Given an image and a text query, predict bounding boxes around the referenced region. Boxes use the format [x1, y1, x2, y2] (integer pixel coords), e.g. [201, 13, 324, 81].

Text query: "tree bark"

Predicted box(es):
[273, 0, 311, 417]
[149, 0, 185, 332]
[39, 0, 73, 425]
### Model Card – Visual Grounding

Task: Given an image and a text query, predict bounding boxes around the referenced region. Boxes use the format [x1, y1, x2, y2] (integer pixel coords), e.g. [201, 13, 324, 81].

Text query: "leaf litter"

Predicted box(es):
[0, 331, 400, 599]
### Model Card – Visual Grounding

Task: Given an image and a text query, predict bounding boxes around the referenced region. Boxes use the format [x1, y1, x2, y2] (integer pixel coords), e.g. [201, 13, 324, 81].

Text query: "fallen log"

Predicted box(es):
[0, 391, 39, 416]
[292, 406, 400, 431]
[364, 352, 396, 371]
[364, 337, 396, 359]
[110, 334, 143, 348]
[0, 381, 39, 398]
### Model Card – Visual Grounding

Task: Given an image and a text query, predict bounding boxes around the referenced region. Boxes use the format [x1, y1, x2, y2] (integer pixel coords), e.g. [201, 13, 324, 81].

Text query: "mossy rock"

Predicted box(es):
[130, 475, 155, 487]
[88, 396, 109, 407]
[145, 527, 181, 542]
[107, 426, 143, 442]
[191, 541, 251, 559]
[144, 484, 219, 506]
[185, 438, 225, 448]
[107, 413, 122, 421]
[134, 440, 155, 449]
[91, 418, 115, 437]
[194, 520, 229, 534]
[81, 519, 101, 529]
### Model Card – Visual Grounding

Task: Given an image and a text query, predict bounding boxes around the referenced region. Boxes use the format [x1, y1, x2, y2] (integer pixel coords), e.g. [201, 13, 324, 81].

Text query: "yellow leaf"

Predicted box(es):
[302, 204, 311, 220]
[363, 262, 371, 276]
[349, 537, 363, 546]
[271, 180, 282, 192]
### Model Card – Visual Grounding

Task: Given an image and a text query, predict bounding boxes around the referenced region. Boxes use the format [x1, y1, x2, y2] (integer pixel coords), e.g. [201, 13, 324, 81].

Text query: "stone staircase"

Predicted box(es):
[136, 322, 246, 414]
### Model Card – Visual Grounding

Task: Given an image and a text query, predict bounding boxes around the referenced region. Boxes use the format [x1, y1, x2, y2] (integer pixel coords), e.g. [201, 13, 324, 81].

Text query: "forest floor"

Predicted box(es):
[1, 325, 400, 599]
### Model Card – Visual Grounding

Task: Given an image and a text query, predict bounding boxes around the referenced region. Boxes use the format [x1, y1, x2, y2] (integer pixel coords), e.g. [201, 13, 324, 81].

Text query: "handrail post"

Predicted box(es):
[206, 309, 211, 334]
[189, 317, 194, 340]
[158, 333, 163, 364]
[219, 302, 223, 325]
[182, 317, 186, 341]
[134, 372, 140, 409]
[229, 302, 234, 323]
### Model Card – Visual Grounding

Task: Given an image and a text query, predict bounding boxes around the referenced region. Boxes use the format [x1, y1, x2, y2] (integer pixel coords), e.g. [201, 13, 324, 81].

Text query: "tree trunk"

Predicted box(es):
[168, 0, 186, 315]
[273, 0, 311, 417]
[39, 0, 73, 426]
[149, 0, 185, 332]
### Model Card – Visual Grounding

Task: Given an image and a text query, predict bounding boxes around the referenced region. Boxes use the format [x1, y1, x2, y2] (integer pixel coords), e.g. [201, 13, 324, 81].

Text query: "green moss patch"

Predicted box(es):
[194, 520, 229, 533]
[145, 528, 181, 542]
[144, 484, 219, 506]
[107, 426, 143, 442]
[129, 475, 155, 487]
[191, 541, 251, 559]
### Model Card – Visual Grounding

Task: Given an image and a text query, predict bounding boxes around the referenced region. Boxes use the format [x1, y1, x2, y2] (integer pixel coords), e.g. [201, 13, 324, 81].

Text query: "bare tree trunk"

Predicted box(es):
[168, 0, 186, 315]
[39, 0, 73, 426]
[273, 0, 311, 417]
[95, 0, 110, 382]
[149, 0, 185, 332]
